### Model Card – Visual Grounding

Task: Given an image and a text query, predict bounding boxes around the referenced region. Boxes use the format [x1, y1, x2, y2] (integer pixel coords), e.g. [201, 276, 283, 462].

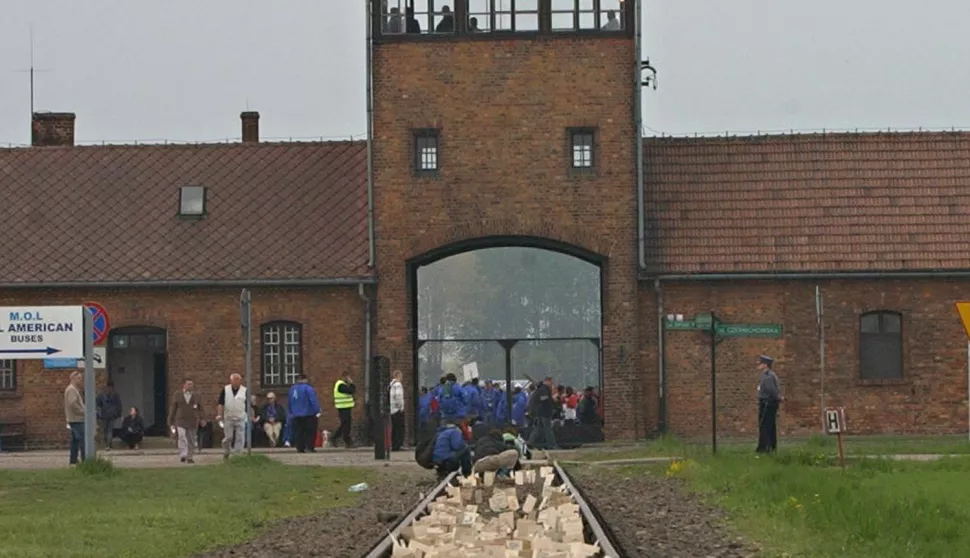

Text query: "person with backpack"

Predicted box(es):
[431, 420, 472, 478]
[471, 428, 519, 476]
[435, 373, 467, 423]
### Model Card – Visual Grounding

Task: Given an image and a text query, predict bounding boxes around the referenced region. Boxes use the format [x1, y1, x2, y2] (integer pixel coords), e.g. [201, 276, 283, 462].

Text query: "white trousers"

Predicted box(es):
[222, 420, 246, 456]
[176, 427, 197, 459]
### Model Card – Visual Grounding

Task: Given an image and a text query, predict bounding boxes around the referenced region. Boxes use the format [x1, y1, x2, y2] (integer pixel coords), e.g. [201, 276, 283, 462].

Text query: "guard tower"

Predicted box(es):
[369, 0, 648, 439]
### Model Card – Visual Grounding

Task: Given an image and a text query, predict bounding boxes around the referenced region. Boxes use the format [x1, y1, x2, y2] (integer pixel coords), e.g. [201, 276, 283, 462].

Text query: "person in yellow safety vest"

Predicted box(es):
[332, 374, 357, 448]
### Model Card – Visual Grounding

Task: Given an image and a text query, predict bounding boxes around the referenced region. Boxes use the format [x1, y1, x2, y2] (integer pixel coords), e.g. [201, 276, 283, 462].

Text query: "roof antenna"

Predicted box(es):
[15, 24, 51, 120]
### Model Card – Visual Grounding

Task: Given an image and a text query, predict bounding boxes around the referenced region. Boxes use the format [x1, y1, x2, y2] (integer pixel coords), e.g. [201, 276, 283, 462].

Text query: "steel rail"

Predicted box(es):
[554, 462, 623, 558]
[363, 463, 624, 557]
[362, 471, 458, 558]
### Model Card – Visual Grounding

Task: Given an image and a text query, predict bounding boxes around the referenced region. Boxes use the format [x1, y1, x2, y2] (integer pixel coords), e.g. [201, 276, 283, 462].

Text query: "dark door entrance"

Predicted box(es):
[108, 327, 168, 436]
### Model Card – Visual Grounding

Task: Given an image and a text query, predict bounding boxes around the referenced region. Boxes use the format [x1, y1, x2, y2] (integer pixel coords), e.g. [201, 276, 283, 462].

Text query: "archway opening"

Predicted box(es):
[412, 242, 604, 448]
[107, 326, 168, 436]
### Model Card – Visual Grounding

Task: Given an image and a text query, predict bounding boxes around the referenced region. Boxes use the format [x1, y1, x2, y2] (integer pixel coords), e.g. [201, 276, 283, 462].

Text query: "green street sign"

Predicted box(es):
[665, 319, 698, 330]
[715, 323, 783, 338]
[694, 313, 714, 330]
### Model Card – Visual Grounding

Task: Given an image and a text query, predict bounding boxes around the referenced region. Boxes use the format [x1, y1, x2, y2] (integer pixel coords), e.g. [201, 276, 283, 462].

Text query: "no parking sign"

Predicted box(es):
[83, 302, 110, 346]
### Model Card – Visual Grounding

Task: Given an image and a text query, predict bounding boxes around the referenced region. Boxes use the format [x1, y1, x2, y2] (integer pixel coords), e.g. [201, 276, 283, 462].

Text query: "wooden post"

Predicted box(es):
[836, 430, 845, 470]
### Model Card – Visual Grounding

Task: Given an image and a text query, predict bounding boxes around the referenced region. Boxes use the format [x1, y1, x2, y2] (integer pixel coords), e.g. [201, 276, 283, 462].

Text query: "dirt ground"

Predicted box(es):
[570, 467, 760, 558]
[196, 469, 436, 558]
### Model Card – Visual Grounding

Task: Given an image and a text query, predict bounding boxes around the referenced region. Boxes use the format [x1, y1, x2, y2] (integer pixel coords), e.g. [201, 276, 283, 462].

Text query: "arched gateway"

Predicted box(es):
[407, 237, 605, 447]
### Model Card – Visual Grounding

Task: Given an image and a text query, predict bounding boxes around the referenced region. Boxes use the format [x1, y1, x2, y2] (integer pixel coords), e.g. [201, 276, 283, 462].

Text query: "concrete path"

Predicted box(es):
[0, 446, 423, 470]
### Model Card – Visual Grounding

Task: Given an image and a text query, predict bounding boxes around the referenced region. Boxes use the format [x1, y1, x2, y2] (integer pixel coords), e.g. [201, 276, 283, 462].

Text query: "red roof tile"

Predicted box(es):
[0, 141, 370, 285]
[643, 132, 970, 274]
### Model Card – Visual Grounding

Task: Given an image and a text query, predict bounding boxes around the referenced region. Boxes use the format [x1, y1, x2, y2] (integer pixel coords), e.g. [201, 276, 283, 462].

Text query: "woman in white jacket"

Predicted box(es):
[389, 370, 406, 451]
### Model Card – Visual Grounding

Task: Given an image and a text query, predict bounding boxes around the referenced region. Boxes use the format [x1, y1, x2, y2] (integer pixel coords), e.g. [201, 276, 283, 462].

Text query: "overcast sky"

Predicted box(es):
[2, 0, 968, 145]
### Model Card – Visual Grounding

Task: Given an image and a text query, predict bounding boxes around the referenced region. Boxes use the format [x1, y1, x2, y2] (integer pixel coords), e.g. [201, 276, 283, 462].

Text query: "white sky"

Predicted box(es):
[2, 0, 969, 145]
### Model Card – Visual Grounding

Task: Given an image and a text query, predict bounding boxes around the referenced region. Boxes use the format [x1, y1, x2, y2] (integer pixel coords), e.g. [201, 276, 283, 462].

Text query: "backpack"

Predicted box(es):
[415, 429, 438, 470]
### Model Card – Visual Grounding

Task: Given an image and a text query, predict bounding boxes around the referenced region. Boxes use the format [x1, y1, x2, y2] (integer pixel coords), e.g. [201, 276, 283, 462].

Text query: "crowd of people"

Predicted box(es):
[410, 373, 603, 478]
[64, 371, 360, 465]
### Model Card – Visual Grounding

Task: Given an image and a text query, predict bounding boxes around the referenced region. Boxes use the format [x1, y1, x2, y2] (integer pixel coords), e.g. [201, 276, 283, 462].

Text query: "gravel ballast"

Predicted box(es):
[569, 466, 760, 558]
[197, 470, 435, 558]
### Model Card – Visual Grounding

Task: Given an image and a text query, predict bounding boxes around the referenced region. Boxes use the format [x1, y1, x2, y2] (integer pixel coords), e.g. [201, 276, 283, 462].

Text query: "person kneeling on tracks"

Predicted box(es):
[432, 420, 472, 478]
[471, 429, 519, 478]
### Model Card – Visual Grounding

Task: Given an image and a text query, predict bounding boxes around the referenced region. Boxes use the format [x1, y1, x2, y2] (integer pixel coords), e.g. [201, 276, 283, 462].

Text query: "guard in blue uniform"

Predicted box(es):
[756, 355, 784, 453]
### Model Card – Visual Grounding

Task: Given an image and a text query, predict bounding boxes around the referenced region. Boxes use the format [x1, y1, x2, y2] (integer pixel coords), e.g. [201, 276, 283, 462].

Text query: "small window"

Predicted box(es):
[0, 360, 15, 391]
[553, 0, 625, 32]
[414, 129, 440, 173]
[570, 128, 595, 169]
[179, 186, 206, 216]
[261, 321, 303, 386]
[860, 311, 903, 380]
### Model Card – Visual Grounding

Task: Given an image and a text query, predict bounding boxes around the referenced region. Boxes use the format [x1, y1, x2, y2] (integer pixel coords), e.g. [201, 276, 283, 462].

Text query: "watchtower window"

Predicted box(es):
[376, 0, 633, 39]
[570, 128, 595, 169]
[552, 0, 626, 32]
[414, 129, 440, 173]
[385, 0, 457, 35]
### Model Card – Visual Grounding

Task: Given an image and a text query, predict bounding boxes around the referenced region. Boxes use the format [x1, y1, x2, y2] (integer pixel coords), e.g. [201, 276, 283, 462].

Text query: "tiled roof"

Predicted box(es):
[0, 141, 370, 285]
[643, 132, 970, 274]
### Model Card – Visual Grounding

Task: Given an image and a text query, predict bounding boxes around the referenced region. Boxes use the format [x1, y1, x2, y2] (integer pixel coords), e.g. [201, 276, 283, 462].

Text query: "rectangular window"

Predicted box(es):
[261, 322, 302, 386]
[859, 311, 903, 380]
[570, 128, 595, 169]
[414, 129, 440, 173]
[179, 186, 206, 217]
[0, 360, 15, 391]
[552, 0, 625, 32]
[406, 0, 456, 34]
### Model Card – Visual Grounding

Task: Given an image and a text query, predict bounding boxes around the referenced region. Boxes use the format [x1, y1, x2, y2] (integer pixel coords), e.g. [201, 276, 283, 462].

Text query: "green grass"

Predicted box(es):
[0, 455, 371, 558]
[618, 452, 970, 557]
[570, 433, 970, 462]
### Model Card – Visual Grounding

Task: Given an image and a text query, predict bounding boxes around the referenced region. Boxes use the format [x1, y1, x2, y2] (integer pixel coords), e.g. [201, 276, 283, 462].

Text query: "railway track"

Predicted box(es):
[363, 460, 624, 557]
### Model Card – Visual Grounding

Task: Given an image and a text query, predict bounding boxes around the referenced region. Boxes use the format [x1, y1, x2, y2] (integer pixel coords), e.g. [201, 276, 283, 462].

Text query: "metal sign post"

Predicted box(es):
[240, 289, 253, 455]
[825, 408, 846, 469]
[83, 310, 96, 460]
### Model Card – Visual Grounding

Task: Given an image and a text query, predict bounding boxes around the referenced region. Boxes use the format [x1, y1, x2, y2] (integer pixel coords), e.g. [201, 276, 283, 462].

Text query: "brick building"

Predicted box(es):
[2, 0, 969, 447]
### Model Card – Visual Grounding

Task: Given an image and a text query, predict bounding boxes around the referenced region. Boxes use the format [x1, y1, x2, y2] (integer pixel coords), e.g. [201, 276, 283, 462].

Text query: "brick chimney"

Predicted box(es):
[31, 112, 76, 147]
[241, 111, 260, 143]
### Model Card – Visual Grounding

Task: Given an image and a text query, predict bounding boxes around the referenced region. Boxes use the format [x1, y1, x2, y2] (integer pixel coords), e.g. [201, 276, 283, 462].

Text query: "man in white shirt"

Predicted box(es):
[389, 370, 406, 451]
[602, 10, 621, 30]
[215, 373, 250, 460]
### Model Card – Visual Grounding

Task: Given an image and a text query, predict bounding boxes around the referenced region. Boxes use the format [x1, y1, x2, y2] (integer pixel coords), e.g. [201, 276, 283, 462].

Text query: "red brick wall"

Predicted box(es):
[0, 287, 366, 446]
[372, 37, 642, 439]
[651, 278, 970, 439]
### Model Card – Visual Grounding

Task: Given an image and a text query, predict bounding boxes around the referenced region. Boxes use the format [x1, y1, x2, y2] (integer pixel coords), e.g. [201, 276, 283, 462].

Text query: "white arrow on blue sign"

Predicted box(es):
[0, 306, 85, 360]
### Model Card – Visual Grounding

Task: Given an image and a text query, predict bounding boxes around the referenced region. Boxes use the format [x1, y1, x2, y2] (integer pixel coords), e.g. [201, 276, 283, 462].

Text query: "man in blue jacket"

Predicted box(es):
[437, 373, 467, 422]
[418, 387, 433, 428]
[463, 377, 483, 420]
[511, 386, 529, 426]
[287, 375, 321, 453]
[432, 420, 471, 478]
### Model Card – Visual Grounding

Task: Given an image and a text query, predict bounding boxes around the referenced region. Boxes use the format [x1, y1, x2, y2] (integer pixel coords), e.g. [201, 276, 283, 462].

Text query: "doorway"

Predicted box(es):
[410, 239, 605, 448]
[108, 327, 168, 436]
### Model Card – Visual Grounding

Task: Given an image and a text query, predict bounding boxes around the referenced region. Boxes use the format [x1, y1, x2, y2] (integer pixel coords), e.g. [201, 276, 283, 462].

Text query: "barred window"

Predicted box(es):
[261, 322, 303, 386]
[414, 129, 440, 173]
[570, 128, 595, 169]
[0, 360, 15, 391]
[860, 311, 903, 380]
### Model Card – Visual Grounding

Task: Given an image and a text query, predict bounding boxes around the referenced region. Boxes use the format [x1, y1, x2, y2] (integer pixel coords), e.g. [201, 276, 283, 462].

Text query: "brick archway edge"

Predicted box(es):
[405, 218, 613, 266]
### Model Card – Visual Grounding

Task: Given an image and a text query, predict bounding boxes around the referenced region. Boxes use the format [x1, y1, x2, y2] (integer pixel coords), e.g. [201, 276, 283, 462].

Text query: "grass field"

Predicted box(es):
[571, 433, 970, 462]
[0, 455, 369, 558]
[610, 451, 970, 557]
